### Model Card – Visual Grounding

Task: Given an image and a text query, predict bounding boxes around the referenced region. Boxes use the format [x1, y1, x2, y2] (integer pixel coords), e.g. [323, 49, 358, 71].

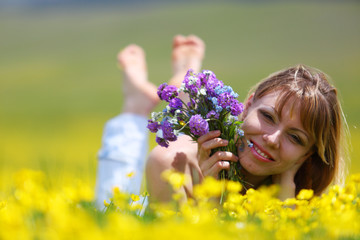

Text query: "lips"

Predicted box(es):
[249, 140, 274, 162]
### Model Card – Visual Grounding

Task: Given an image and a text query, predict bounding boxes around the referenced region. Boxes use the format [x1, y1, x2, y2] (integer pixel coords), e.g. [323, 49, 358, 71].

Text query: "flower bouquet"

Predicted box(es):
[147, 69, 245, 184]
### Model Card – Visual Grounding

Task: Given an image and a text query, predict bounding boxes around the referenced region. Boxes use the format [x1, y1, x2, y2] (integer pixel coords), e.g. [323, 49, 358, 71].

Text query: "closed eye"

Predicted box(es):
[260, 110, 274, 123]
[289, 133, 303, 145]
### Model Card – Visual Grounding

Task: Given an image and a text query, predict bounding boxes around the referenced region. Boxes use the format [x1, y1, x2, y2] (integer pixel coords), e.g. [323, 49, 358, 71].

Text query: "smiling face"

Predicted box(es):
[238, 91, 314, 177]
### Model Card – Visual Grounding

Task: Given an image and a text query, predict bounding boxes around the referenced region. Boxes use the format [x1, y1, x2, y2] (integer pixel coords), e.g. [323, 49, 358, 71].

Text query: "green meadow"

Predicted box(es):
[0, 2, 359, 190]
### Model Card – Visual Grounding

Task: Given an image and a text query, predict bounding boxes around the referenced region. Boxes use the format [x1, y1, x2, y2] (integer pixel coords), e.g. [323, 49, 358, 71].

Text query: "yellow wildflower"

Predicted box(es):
[126, 171, 135, 178]
[161, 169, 189, 190]
[226, 180, 242, 193]
[296, 189, 314, 200]
[131, 194, 140, 202]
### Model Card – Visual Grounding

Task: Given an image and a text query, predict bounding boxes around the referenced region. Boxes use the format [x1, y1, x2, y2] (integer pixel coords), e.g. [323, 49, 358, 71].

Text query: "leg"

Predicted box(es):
[146, 35, 206, 202]
[118, 44, 159, 116]
[95, 45, 157, 208]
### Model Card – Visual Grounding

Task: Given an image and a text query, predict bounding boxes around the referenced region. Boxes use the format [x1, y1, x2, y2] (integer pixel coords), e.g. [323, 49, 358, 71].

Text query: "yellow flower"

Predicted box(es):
[193, 177, 223, 199]
[226, 180, 242, 193]
[126, 171, 135, 178]
[131, 194, 140, 202]
[296, 189, 314, 200]
[161, 169, 189, 190]
[104, 199, 110, 207]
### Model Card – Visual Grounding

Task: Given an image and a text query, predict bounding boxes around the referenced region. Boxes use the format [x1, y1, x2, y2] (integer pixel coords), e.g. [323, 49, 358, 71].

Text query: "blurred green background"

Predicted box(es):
[0, 1, 359, 189]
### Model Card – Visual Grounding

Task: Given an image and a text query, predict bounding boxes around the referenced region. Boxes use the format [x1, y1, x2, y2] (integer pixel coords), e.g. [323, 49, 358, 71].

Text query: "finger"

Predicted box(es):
[202, 161, 230, 179]
[198, 137, 228, 162]
[197, 130, 221, 145]
[199, 138, 228, 153]
[200, 151, 238, 170]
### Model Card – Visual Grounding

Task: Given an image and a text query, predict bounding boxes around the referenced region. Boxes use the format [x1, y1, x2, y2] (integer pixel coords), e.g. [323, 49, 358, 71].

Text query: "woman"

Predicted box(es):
[95, 35, 347, 207]
[146, 65, 348, 202]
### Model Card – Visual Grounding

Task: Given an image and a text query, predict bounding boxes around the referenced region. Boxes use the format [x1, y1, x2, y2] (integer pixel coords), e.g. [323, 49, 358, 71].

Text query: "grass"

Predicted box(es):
[0, 1, 359, 190]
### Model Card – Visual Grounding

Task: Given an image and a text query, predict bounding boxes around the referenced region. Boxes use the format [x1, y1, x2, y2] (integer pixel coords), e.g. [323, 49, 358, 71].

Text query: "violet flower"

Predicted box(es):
[157, 83, 168, 100]
[189, 114, 209, 137]
[147, 120, 160, 133]
[161, 120, 177, 141]
[217, 92, 234, 109]
[169, 98, 182, 110]
[206, 110, 219, 119]
[156, 136, 169, 148]
[158, 84, 178, 102]
[230, 100, 244, 116]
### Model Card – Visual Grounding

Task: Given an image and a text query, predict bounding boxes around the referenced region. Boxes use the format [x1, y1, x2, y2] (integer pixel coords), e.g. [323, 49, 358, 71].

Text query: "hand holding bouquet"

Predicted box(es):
[147, 69, 245, 184]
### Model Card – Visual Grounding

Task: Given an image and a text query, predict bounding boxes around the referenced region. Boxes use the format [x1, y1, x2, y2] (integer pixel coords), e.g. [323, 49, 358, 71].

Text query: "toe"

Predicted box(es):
[173, 35, 186, 48]
[117, 44, 146, 69]
[187, 35, 205, 48]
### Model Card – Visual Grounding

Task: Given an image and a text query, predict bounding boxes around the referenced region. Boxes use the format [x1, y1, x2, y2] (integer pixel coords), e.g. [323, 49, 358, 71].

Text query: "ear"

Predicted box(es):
[245, 93, 254, 107]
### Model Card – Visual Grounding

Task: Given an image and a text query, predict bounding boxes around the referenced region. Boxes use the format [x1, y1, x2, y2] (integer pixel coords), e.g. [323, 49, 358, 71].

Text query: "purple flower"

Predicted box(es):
[197, 72, 207, 85]
[217, 92, 233, 109]
[161, 120, 177, 141]
[189, 114, 209, 137]
[206, 110, 219, 119]
[158, 84, 178, 102]
[161, 85, 178, 102]
[169, 98, 182, 110]
[147, 120, 160, 133]
[183, 70, 201, 95]
[230, 99, 244, 116]
[205, 78, 224, 97]
[157, 83, 168, 100]
[156, 136, 169, 148]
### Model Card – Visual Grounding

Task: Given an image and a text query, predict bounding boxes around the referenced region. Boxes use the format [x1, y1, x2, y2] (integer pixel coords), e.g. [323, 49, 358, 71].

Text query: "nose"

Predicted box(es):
[263, 130, 281, 149]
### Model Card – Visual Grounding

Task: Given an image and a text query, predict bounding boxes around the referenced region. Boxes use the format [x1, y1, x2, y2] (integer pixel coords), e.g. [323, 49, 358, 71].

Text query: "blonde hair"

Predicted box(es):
[250, 65, 348, 195]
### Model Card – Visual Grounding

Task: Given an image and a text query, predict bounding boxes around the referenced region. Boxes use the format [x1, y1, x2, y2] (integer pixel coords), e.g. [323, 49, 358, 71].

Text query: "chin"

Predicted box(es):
[239, 156, 274, 177]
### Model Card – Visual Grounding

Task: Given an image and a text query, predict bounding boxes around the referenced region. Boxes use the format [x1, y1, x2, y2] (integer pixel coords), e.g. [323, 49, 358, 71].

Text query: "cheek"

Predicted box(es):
[242, 114, 261, 133]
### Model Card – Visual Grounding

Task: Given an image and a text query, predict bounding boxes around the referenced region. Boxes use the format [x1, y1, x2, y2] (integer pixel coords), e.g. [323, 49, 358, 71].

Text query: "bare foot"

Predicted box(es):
[169, 35, 205, 87]
[117, 44, 159, 116]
